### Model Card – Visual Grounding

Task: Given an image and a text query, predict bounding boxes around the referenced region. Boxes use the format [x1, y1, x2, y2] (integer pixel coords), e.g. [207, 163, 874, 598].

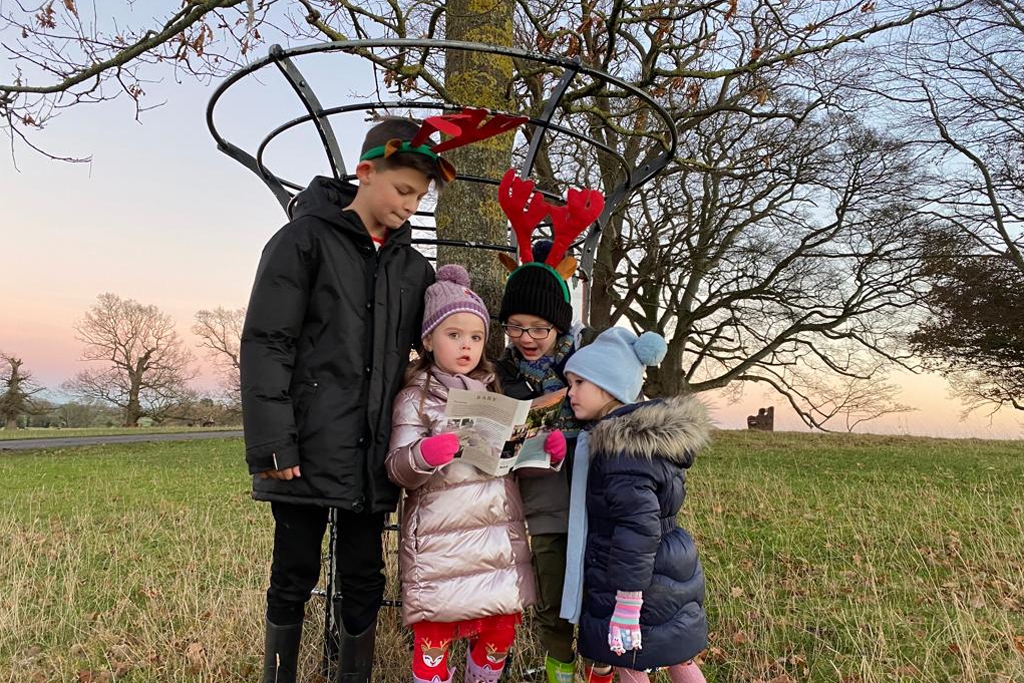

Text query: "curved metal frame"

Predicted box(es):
[207, 39, 678, 277]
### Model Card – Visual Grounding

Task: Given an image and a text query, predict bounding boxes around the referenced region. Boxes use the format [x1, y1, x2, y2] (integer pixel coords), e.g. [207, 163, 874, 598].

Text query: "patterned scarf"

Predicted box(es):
[514, 333, 580, 436]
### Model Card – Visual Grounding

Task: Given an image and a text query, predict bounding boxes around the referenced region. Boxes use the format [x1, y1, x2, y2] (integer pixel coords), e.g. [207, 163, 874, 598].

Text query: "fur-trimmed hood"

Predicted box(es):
[588, 395, 711, 465]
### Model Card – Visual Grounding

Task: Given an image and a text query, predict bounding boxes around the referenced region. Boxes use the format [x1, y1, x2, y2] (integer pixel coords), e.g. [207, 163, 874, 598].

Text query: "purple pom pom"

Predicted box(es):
[436, 264, 472, 287]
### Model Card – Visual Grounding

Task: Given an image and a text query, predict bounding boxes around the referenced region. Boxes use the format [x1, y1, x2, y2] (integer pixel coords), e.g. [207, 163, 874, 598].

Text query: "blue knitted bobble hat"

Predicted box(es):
[564, 327, 667, 405]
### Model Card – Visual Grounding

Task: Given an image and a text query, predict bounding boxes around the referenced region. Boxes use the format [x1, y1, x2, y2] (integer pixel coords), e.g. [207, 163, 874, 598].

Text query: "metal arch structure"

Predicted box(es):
[207, 39, 678, 316]
[207, 38, 677, 679]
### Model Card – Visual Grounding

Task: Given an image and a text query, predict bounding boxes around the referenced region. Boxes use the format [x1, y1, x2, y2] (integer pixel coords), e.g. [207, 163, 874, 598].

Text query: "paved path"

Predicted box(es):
[0, 430, 244, 451]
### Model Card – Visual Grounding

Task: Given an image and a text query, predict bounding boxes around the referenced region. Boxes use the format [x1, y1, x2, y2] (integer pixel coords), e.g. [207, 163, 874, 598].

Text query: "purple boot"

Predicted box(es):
[464, 649, 505, 683]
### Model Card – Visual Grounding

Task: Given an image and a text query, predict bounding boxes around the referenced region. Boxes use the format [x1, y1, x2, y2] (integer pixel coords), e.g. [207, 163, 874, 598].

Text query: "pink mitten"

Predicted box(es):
[608, 590, 643, 655]
[419, 433, 460, 467]
[545, 430, 567, 465]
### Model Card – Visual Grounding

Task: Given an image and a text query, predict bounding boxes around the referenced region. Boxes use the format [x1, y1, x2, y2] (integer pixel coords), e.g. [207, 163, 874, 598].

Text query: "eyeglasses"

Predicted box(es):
[502, 323, 555, 340]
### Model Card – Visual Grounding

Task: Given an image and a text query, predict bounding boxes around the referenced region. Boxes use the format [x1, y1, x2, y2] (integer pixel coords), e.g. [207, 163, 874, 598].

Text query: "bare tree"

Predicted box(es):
[866, 0, 1024, 414]
[192, 306, 245, 400]
[54, 399, 114, 428]
[599, 102, 932, 426]
[0, 352, 44, 429]
[896, 0, 1024, 275]
[0, 0, 264, 162]
[63, 293, 197, 426]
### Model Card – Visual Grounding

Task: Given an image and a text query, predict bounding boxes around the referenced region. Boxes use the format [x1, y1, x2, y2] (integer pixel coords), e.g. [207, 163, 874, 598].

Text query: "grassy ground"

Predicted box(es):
[0, 426, 242, 440]
[2, 431, 1022, 682]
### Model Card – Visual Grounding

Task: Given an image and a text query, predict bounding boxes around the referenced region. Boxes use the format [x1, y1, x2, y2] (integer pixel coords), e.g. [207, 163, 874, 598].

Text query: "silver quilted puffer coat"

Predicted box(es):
[386, 369, 537, 625]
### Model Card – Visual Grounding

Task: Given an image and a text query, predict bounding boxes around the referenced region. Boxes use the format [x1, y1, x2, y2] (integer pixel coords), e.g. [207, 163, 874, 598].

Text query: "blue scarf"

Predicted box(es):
[560, 429, 590, 624]
[513, 333, 580, 436]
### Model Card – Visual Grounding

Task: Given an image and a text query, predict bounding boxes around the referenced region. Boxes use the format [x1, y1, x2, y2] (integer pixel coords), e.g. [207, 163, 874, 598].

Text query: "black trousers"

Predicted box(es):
[267, 501, 387, 633]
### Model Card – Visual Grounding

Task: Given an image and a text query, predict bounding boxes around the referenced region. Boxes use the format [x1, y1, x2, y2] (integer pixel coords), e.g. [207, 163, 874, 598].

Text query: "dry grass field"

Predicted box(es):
[2, 430, 1022, 682]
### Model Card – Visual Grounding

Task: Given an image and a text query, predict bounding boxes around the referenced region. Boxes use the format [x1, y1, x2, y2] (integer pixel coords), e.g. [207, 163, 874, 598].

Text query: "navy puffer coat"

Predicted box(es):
[577, 396, 711, 670]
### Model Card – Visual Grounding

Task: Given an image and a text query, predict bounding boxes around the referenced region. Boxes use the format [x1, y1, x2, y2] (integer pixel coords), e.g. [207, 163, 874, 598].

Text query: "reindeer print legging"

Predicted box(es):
[412, 615, 519, 681]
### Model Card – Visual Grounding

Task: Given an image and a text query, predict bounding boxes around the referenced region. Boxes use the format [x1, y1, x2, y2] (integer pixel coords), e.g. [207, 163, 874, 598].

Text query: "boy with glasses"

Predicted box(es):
[496, 239, 597, 683]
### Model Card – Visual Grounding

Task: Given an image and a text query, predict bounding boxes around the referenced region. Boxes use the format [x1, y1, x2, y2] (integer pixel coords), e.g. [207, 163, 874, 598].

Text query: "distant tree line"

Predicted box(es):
[2, 295, 244, 429]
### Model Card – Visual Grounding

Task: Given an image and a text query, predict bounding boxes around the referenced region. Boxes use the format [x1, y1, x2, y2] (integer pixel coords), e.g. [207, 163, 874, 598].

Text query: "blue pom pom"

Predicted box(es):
[436, 264, 471, 287]
[634, 332, 667, 366]
[532, 239, 554, 264]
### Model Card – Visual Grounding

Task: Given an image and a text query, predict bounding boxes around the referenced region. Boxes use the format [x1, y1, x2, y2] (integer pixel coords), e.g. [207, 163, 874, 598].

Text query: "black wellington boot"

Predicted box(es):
[334, 617, 377, 683]
[263, 618, 303, 683]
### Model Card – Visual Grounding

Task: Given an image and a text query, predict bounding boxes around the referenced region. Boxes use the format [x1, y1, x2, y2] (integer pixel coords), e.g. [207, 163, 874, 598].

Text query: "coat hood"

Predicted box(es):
[588, 395, 712, 465]
[289, 176, 412, 245]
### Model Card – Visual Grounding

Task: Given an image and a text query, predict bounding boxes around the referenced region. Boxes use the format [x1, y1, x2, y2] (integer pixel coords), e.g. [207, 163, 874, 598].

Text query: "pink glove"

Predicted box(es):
[608, 590, 643, 655]
[544, 430, 567, 465]
[419, 433, 460, 467]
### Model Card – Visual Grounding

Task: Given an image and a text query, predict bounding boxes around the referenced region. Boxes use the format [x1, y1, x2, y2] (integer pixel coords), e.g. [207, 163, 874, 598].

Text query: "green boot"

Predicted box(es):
[545, 656, 575, 683]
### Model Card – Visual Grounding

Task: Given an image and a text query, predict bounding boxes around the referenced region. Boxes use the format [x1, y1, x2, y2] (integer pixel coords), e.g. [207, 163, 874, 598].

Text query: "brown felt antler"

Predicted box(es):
[411, 108, 528, 153]
[498, 168, 548, 264]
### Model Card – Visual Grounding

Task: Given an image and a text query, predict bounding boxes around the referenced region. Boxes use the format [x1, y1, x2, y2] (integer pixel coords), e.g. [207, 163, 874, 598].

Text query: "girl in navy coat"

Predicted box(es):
[559, 327, 711, 683]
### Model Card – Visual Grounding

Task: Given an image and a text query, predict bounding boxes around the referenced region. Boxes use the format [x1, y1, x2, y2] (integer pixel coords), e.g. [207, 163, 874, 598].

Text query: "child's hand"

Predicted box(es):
[419, 433, 461, 467]
[544, 430, 567, 465]
[259, 465, 301, 480]
[608, 590, 643, 655]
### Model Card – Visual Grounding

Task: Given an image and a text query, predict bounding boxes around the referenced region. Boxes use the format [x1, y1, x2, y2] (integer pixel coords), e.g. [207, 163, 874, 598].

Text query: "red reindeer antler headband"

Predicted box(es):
[497, 168, 605, 277]
[360, 108, 528, 181]
[412, 108, 528, 153]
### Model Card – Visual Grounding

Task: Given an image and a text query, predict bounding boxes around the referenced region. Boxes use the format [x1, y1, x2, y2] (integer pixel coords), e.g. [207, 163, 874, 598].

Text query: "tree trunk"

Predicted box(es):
[125, 377, 143, 427]
[645, 336, 687, 399]
[436, 0, 516, 355]
[2, 357, 24, 429]
[588, 211, 625, 331]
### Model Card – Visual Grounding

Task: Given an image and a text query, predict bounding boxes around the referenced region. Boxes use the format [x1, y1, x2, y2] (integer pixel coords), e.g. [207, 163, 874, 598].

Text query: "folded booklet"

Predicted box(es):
[443, 388, 567, 476]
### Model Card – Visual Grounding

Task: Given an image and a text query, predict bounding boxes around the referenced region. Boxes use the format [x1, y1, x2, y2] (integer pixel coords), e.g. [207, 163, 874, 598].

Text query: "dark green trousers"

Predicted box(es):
[530, 532, 576, 663]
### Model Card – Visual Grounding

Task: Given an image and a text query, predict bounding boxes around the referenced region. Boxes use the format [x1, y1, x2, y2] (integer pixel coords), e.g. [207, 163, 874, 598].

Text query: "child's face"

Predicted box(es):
[423, 312, 487, 376]
[504, 313, 559, 360]
[355, 162, 431, 230]
[566, 372, 616, 421]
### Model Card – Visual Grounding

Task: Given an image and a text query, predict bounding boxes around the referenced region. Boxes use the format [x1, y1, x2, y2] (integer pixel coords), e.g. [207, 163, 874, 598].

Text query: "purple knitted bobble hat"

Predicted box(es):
[421, 264, 491, 338]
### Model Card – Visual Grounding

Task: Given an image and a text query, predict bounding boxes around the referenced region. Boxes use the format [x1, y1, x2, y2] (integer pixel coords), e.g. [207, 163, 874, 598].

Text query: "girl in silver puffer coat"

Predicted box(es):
[387, 265, 559, 683]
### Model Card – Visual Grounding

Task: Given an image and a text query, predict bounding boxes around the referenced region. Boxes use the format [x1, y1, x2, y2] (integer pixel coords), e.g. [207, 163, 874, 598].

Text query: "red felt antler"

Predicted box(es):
[498, 169, 548, 264]
[545, 187, 605, 266]
[411, 108, 528, 153]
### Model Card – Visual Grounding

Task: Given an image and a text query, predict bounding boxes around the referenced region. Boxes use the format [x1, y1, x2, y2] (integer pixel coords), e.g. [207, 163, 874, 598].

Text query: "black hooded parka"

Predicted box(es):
[240, 176, 434, 513]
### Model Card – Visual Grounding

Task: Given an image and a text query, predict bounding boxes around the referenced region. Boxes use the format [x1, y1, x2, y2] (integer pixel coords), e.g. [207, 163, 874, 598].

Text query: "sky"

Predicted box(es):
[1, 35, 1021, 440]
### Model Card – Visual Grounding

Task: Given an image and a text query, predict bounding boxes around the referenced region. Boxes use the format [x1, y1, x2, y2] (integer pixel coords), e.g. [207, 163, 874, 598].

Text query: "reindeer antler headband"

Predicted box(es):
[360, 108, 528, 181]
[497, 168, 606, 286]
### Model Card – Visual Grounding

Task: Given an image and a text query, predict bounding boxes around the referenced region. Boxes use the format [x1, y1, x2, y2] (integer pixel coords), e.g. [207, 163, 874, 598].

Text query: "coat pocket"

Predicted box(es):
[393, 286, 407, 350]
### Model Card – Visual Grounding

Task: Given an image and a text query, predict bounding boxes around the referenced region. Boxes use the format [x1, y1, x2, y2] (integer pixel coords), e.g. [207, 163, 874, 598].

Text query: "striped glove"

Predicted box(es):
[608, 590, 643, 655]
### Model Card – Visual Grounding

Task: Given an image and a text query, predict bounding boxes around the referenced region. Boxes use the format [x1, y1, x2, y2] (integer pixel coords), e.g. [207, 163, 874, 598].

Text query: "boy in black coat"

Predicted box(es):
[241, 117, 442, 683]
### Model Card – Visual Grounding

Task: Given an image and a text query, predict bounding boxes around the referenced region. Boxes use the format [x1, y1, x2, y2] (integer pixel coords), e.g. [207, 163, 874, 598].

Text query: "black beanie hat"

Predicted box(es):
[499, 261, 573, 332]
